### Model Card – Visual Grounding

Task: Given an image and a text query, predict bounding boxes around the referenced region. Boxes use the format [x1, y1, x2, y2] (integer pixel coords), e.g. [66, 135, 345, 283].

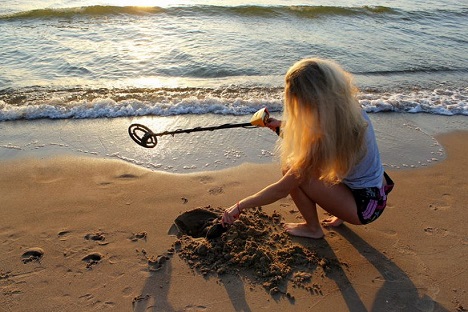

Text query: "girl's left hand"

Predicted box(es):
[221, 204, 241, 227]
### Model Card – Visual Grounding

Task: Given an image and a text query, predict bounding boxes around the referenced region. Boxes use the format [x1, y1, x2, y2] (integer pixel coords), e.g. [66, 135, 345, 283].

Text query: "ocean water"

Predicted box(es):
[0, 0, 467, 171]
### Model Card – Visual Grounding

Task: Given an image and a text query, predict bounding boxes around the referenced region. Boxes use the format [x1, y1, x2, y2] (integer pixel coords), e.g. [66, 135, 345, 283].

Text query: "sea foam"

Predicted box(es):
[0, 87, 466, 121]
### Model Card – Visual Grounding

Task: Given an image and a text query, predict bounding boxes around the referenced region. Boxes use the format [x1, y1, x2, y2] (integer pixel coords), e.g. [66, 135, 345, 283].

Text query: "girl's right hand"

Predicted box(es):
[221, 203, 241, 227]
[265, 118, 281, 133]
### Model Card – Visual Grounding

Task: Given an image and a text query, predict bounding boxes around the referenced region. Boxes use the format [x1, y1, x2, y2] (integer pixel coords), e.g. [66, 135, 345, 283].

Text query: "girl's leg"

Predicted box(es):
[321, 215, 344, 227]
[285, 177, 361, 238]
[303, 177, 361, 224]
[285, 187, 324, 239]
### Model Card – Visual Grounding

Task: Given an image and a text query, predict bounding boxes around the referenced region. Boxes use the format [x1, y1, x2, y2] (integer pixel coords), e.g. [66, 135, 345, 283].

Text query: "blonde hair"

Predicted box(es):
[280, 57, 367, 184]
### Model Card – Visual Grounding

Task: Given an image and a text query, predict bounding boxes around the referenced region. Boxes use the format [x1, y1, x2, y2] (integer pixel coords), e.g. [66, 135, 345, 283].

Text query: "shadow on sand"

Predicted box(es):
[133, 260, 174, 312]
[134, 225, 447, 312]
[306, 225, 448, 312]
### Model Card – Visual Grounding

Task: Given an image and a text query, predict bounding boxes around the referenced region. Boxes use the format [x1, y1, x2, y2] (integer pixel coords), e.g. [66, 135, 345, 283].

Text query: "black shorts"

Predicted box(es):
[350, 172, 395, 225]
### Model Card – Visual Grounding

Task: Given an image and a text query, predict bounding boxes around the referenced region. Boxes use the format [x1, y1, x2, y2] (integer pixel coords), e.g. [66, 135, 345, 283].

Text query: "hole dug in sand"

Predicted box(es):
[172, 207, 334, 298]
[174, 206, 226, 239]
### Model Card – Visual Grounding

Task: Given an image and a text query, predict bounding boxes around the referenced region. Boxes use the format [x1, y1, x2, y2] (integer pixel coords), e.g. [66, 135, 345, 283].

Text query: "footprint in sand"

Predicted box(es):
[21, 247, 44, 263]
[84, 232, 105, 241]
[132, 294, 150, 308]
[147, 254, 171, 272]
[122, 286, 133, 297]
[82, 252, 103, 268]
[184, 305, 207, 311]
[428, 193, 453, 211]
[424, 227, 448, 237]
[58, 230, 71, 241]
[84, 231, 108, 245]
[117, 173, 138, 179]
[208, 186, 224, 195]
[129, 232, 147, 242]
[198, 176, 214, 184]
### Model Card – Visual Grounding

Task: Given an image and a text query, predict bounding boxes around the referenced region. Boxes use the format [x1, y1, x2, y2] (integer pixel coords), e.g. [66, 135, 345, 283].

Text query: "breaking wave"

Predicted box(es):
[2, 4, 456, 21]
[0, 86, 466, 121]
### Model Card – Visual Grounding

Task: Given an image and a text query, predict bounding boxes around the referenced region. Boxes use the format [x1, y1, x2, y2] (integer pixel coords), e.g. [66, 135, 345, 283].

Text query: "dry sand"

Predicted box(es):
[0, 131, 467, 312]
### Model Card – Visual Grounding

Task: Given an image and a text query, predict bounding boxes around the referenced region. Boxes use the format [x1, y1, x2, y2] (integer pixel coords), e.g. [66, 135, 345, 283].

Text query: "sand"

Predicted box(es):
[0, 131, 467, 312]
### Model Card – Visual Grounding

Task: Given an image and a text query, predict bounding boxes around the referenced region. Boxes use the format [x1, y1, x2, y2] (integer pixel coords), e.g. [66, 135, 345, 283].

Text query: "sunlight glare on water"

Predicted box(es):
[108, 0, 180, 7]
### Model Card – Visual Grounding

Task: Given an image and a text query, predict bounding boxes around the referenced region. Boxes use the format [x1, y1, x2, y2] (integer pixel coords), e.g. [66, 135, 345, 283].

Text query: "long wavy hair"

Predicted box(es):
[280, 58, 367, 184]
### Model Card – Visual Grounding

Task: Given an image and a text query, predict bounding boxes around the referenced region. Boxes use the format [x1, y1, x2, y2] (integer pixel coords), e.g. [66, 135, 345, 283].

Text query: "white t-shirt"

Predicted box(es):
[342, 111, 384, 189]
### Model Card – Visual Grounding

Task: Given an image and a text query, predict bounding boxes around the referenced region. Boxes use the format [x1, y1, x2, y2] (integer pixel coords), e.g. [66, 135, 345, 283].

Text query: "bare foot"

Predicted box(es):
[283, 223, 324, 239]
[321, 216, 344, 227]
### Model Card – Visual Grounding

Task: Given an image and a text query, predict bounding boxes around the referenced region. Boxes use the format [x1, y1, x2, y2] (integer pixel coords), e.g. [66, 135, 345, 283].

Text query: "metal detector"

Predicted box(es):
[128, 107, 271, 148]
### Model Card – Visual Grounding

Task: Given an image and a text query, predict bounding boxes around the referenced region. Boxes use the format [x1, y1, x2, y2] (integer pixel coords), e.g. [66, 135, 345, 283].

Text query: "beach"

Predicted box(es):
[1, 0, 467, 310]
[1, 129, 466, 311]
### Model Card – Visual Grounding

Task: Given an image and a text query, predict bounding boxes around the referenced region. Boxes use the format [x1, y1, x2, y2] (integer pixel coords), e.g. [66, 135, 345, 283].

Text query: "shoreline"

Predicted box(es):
[1, 113, 467, 175]
[0, 130, 467, 311]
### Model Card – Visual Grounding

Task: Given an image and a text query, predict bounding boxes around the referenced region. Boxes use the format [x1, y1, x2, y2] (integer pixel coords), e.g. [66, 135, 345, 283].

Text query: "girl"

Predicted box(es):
[221, 57, 394, 238]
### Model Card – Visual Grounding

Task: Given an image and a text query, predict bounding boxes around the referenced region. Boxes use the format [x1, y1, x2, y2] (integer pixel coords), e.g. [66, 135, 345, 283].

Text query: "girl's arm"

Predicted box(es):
[221, 169, 300, 225]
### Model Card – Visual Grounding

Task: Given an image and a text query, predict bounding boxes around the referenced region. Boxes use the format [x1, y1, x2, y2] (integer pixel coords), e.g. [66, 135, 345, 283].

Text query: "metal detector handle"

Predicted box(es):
[250, 107, 280, 135]
[249, 107, 270, 127]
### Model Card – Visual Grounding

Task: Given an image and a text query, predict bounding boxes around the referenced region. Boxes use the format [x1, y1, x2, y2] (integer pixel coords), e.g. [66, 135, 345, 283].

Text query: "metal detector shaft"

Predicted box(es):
[155, 122, 254, 136]
[128, 122, 256, 148]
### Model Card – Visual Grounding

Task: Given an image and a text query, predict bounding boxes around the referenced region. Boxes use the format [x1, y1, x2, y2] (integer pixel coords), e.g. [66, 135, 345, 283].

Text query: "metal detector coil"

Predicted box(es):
[128, 123, 158, 148]
[128, 107, 271, 148]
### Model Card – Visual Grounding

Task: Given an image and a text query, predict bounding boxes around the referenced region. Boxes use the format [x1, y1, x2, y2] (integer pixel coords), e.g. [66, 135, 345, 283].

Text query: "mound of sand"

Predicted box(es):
[170, 206, 335, 298]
